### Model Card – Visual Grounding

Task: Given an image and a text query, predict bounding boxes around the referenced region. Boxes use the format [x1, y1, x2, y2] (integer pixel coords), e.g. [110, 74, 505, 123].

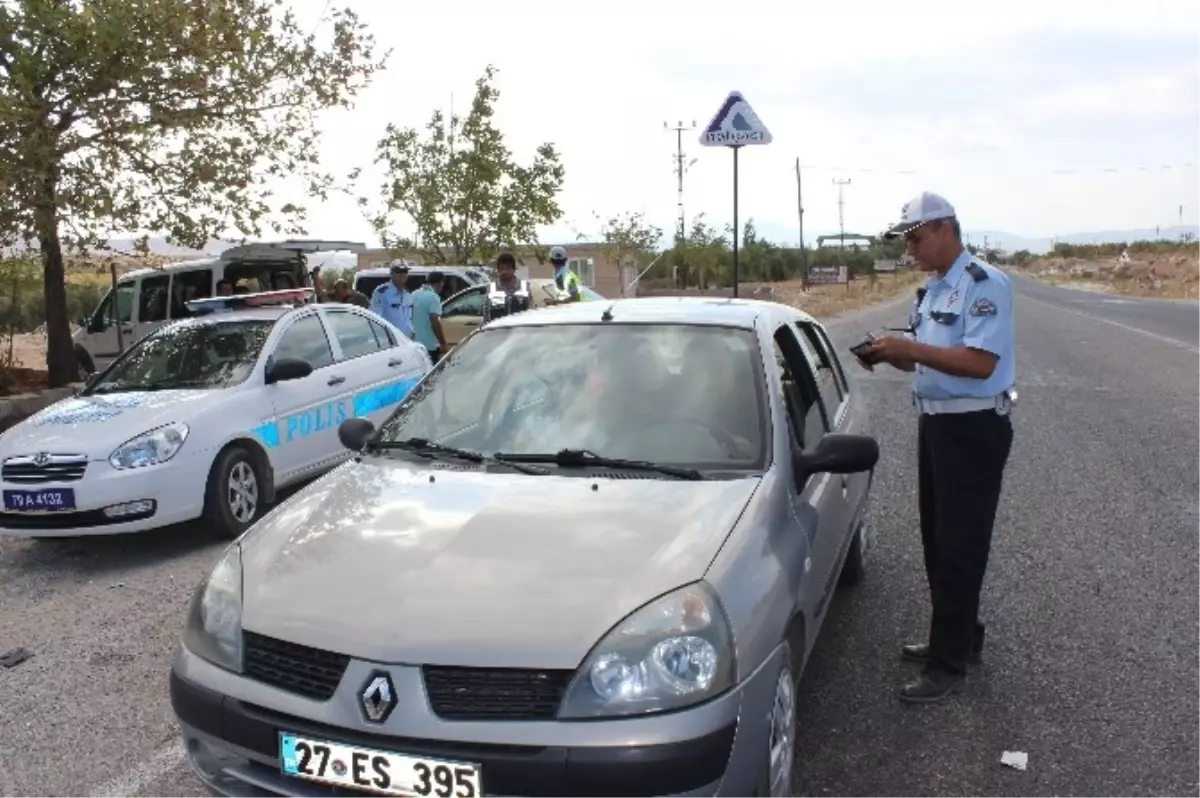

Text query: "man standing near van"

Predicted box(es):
[412, 271, 449, 363]
[371, 261, 416, 339]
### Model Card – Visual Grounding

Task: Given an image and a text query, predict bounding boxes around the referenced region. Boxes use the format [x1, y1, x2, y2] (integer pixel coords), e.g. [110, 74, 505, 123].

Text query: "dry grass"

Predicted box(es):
[1018, 249, 1199, 299]
[749, 271, 926, 317]
[638, 272, 926, 318]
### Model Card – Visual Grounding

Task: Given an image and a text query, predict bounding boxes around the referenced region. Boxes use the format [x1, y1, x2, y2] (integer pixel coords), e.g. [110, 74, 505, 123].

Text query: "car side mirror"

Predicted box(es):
[265, 357, 313, 385]
[793, 433, 879, 485]
[338, 418, 376, 452]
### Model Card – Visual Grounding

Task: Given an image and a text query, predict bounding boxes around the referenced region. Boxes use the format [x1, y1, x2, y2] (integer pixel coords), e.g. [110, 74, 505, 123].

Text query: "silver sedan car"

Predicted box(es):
[169, 296, 880, 797]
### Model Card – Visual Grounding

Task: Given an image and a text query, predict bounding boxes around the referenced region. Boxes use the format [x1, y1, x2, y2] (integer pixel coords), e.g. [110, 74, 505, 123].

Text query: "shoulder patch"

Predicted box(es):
[969, 297, 997, 317]
[965, 262, 989, 282]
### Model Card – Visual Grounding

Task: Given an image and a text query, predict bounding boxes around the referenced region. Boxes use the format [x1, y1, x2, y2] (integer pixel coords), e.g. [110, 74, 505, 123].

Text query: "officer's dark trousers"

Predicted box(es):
[917, 408, 1013, 675]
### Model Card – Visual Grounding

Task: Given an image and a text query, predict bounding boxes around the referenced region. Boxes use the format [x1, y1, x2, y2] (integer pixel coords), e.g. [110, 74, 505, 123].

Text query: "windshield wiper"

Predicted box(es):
[492, 448, 704, 480]
[90, 382, 173, 394]
[372, 438, 547, 475]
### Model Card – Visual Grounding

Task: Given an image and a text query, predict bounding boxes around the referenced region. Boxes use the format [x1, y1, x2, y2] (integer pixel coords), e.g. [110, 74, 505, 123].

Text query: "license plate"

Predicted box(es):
[3, 488, 75, 512]
[280, 733, 482, 797]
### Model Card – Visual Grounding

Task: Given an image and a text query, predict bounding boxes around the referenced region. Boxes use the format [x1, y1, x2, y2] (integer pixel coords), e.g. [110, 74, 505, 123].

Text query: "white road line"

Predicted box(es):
[90, 738, 185, 798]
[1019, 294, 1200, 354]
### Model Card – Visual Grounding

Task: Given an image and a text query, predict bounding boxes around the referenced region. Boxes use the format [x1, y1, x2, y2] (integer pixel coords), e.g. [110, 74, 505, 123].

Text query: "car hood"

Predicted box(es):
[239, 458, 762, 669]
[0, 390, 224, 459]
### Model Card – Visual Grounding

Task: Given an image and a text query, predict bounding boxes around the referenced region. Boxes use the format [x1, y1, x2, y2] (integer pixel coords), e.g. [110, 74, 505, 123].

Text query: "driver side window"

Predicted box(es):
[773, 324, 826, 453]
[273, 314, 334, 370]
[444, 288, 485, 317]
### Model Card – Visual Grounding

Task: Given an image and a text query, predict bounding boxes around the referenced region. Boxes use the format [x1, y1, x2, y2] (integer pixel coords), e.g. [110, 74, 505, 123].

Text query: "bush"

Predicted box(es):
[0, 257, 107, 334]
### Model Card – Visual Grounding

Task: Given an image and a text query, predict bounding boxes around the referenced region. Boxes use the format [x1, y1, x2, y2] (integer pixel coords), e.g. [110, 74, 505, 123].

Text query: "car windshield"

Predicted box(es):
[378, 323, 768, 471]
[89, 319, 274, 393]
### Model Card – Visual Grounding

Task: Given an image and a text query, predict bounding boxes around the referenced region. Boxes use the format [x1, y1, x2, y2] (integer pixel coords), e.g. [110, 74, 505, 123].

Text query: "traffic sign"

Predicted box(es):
[700, 91, 773, 147]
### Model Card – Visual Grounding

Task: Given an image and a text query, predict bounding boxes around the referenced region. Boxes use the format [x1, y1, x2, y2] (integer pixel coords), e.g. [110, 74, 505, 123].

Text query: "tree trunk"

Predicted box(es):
[35, 198, 75, 388]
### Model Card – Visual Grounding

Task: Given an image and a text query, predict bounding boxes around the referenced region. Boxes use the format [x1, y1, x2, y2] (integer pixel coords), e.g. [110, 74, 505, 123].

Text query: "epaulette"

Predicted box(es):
[373, 283, 388, 293]
[965, 262, 989, 282]
[915, 287, 927, 303]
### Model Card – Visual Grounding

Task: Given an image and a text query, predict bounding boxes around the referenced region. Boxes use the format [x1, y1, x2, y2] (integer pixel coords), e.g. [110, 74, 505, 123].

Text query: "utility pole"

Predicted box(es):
[664, 121, 697, 245]
[665, 121, 696, 287]
[833, 178, 851, 250]
[796, 159, 808, 288]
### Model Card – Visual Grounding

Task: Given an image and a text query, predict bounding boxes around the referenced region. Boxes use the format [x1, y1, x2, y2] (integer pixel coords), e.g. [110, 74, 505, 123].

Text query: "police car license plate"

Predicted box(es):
[280, 733, 482, 797]
[3, 488, 75, 512]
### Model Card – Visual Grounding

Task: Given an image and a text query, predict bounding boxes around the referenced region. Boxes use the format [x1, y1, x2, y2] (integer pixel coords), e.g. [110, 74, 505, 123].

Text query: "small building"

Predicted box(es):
[355, 242, 633, 298]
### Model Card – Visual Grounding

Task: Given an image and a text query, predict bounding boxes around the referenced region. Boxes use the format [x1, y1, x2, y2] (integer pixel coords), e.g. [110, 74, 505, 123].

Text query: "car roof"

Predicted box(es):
[117, 240, 366, 280]
[356, 265, 484, 278]
[168, 306, 295, 327]
[483, 295, 819, 331]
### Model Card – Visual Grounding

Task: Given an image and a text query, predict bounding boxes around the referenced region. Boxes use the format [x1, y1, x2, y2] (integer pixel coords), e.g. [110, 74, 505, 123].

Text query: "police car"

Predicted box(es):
[0, 288, 431, 540]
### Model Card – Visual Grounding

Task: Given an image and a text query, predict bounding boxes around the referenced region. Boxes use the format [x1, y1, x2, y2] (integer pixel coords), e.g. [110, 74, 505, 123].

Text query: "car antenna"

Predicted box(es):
[600, 305, 615, 322]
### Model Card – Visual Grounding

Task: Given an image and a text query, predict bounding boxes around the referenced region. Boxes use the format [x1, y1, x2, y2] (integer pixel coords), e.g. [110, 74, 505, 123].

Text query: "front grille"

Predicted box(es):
[243, 632, 350, 701]
[2, 454, 88, 483]
[422, 665, 574, 720]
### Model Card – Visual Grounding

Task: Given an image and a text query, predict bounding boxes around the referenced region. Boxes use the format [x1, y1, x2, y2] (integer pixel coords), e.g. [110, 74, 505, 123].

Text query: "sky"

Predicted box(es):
[255, 0, 1199, 249]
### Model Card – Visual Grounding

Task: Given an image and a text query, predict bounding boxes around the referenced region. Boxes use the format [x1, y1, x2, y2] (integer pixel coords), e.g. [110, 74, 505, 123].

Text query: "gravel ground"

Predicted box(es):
[0, 272, 1195, 797]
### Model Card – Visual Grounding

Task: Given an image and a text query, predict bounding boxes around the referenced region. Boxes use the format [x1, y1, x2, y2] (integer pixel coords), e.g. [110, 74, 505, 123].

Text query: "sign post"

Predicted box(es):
[699, 90, 772, 298]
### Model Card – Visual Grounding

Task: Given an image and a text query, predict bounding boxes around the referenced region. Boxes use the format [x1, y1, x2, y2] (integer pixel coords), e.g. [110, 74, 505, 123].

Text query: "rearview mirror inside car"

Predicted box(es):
[265, 357, 313, 385]
[338, 418, 376, 452]
[793, 433, 880, 484]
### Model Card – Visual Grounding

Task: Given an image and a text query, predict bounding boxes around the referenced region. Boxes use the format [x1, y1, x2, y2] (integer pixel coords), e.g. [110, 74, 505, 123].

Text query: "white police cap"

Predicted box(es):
[884, 192, 957, 238]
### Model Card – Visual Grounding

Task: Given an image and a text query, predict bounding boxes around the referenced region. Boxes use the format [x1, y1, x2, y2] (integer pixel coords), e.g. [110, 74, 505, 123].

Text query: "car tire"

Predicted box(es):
[838, 517, 868, 588]
[756, 641, 798, 797]
[202, 445, 264, 540]
[73, 343, 95, 379]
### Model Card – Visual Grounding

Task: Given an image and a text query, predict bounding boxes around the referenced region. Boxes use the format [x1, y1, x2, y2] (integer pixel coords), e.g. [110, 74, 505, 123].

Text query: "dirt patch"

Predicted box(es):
[1018, 248, 1198, 299]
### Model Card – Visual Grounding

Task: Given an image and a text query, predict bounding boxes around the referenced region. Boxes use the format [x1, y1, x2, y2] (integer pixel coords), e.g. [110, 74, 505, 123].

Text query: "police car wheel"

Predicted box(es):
[203, 445, 263, 539]
[756, 641, 797, 797]
[838, 517, 868, 588]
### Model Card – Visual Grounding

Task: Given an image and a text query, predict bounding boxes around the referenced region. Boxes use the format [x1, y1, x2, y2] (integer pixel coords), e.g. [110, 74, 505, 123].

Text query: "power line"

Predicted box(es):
[797, 162, 1197, 176]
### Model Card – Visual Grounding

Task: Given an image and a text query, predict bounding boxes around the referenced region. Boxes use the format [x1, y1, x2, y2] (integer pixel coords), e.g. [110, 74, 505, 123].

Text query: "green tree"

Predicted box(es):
[594, 210, 662, 294]
[367, 65, 565, 265]
[0, 0, 386, 386]
[676, 213, 730, 288]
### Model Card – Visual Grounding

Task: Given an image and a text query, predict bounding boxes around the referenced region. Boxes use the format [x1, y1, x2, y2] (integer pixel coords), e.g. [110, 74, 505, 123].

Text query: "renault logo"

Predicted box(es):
[360, 671, 397, 724]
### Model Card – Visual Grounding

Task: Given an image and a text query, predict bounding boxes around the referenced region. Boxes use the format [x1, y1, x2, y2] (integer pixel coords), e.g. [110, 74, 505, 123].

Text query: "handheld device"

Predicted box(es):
[849, 332, 879, 371]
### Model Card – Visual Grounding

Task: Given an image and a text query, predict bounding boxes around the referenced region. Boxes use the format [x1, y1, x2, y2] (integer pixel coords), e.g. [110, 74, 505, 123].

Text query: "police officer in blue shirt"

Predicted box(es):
[370, 260, 416, 339]
[865, 191, 1016, 704]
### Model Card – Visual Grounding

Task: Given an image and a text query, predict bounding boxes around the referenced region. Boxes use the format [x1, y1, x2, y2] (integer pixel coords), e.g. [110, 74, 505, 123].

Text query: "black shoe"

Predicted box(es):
[900, 642, 982, 666]
[898, 668, 965, 704]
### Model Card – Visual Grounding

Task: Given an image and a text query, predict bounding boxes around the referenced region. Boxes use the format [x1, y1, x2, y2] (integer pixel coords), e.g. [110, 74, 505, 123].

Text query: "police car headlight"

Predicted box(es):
[183, 543, 243, 673]
[108, 422, 189, 469]
[558, 582, 735, 719]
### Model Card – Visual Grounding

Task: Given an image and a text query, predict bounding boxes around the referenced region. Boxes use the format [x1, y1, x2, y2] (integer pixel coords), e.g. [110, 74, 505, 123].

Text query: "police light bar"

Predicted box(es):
[185, 287, 315, 315]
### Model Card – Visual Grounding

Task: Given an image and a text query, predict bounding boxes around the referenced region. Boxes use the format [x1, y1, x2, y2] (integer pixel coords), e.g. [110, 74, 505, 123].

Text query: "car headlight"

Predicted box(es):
[558, 582, 736, 719]
[182, 543, 243, 673]
[109, 422, 189, 469]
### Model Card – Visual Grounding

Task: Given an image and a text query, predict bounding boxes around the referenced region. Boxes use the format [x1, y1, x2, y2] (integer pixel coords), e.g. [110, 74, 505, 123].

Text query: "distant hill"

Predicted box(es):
[747, 221, 1198, 254]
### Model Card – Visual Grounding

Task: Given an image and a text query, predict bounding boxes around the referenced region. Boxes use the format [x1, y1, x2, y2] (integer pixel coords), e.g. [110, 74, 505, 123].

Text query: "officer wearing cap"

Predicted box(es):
[865, 191, 1016, 704]
[546, 245, 582, 304]
[370, 260, 416, 339]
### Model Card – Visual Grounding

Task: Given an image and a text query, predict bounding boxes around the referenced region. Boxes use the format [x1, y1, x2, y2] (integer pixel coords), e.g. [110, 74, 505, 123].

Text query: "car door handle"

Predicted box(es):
[464, 319, 480, 327]
[327, 375, 345, 386]
[387, 358, 404, 368]
[121, 326, 134, 335]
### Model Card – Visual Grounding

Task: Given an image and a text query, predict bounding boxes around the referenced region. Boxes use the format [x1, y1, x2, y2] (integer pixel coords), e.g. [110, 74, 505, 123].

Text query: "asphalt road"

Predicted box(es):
[0, 273, 1195, 797]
